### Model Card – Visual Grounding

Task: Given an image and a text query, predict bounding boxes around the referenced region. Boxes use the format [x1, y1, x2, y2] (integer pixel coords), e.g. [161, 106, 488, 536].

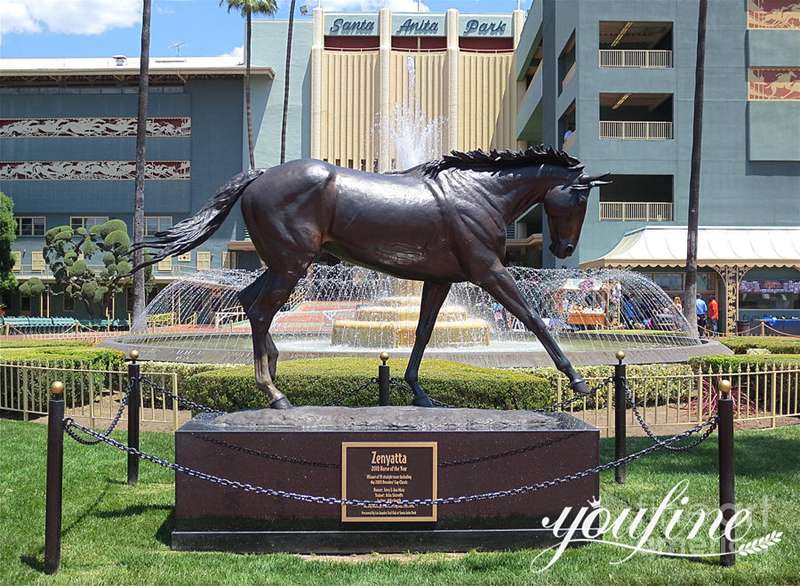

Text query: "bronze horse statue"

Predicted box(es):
[132, 147, 610, 409]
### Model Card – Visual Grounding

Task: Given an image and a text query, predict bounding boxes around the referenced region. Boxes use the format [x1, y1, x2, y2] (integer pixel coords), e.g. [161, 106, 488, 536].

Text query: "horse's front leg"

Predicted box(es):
[404, 281, 452, 407]
[475, 266, 590, 395]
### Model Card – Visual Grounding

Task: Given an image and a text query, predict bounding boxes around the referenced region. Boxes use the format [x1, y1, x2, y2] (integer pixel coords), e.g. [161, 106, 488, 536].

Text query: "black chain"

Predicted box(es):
[323, 378, 379, 407]
[194, 434, 339, 469]
[62, 411, 717, 507]
[139, 377, 225, 415]
[623, 380, 719, 451]
[62, 378, 135, 446]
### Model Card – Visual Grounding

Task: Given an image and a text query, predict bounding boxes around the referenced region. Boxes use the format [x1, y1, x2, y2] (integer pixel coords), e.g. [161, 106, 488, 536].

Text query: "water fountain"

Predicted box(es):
[108, 265, 728, 367]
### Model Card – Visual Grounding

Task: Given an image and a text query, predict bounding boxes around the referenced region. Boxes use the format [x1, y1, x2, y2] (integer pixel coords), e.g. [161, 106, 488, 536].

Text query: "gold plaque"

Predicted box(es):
[341, 441, 438, 523]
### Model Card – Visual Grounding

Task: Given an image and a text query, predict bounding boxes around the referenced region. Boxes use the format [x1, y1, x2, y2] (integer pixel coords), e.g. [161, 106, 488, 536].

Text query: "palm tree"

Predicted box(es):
[279, 0, 297, 163]
[684, 0, 708, 336]
[132, 0, 152, 327]
[222, 0, 278, 170]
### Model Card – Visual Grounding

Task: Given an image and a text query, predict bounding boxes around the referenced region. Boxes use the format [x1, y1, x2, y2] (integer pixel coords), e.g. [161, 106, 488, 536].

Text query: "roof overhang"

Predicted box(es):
[0, 57, 274, 79]
[581, 226, 800, 269]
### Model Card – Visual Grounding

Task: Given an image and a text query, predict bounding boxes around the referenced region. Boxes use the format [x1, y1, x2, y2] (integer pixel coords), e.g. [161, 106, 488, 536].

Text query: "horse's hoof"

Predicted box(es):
[412, 395, 434, 408]
[269, 396, 293, 409]
[571, 379, 591, 395]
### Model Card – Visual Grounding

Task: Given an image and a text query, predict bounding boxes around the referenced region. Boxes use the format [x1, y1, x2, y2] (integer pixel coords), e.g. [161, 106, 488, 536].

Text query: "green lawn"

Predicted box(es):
[1, 418, 798, 586]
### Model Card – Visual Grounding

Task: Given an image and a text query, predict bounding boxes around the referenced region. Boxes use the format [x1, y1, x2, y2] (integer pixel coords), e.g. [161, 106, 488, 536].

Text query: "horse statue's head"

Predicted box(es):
[543, 172, 611, 258]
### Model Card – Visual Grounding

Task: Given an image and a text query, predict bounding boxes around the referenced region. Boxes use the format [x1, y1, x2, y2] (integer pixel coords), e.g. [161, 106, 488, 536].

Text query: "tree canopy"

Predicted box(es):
[21, 219, 151, 317]
[0, 192, 17, 297]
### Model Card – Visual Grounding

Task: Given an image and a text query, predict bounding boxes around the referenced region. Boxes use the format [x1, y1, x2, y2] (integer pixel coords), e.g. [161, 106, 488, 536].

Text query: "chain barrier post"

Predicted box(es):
[44, 381, 65, 575]
[378, 352, 391, 406]
[614, 350, 627, 484]
[127, 350, 140, 486]
[718, 379, 736, 567]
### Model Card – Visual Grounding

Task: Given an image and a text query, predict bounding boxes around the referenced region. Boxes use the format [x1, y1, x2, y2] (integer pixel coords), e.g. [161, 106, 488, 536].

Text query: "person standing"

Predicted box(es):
[708, 295, 719, 333]
[695, 295, 708, 333]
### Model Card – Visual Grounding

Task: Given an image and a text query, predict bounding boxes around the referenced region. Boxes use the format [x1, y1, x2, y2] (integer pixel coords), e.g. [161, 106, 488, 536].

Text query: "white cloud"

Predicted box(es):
[0, 0, 141, 36]
[218, 45, 244, 63]
[319, 0, 429, 11]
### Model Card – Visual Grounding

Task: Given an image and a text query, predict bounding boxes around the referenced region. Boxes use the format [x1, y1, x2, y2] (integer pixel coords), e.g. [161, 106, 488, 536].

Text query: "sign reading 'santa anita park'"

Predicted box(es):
[324, 13, 513, 37]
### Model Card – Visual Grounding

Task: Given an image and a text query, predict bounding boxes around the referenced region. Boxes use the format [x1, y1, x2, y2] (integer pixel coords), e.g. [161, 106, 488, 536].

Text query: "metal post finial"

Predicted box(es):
[129, 349, 139, 362]
[379, 351, 390, 365]
[50, 381, 64, 396]
[719, 379, 732, 397]
[615, 350, 625, 364]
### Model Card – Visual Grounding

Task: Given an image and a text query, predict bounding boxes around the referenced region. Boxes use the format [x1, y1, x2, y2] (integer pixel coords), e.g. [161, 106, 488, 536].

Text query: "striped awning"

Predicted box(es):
[581, 226, 800, 269]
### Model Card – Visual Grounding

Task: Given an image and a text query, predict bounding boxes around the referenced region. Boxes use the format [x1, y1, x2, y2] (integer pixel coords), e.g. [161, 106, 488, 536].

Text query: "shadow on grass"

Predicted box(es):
[599, 431, 799, 478]
[21, 485, 111, 573]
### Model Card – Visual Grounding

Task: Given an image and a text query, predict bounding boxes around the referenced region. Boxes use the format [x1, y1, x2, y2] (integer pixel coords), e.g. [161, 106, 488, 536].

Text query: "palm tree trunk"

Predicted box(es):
[132, 0, 151, 328]
[280, 0, 297, 164]
[245, 11, 256, 170]
[684, 0, 707, 336]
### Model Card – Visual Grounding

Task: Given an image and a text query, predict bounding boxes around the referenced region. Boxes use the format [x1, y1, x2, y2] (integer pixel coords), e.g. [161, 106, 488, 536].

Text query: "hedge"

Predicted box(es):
[0, 339, 97, 350]
[719, 336, 800, 355]
[690, 354, 800, 371]
[0, 346, 124, 369]
[182, 358, 699, 413]
[184, 358, 553, 412]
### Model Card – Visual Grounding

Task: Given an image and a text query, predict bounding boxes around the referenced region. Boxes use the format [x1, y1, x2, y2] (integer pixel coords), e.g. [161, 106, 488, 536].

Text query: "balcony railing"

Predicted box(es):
[600, 201, 673, 222]
[600, 120, 673, 140]
[599, 49, 672, 68]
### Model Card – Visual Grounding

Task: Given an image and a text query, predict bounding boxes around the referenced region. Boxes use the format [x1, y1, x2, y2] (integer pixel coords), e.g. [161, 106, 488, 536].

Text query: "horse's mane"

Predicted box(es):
[401, 146, 584, 178]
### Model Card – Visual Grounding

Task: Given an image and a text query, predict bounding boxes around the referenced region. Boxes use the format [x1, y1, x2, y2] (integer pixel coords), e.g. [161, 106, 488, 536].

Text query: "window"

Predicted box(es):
[70, 216, 109, 231]
[197, 251, 212, 271]
[20, 292, 31, 313]
[15, 216, 46, 237]
[145, 215, 173, 236]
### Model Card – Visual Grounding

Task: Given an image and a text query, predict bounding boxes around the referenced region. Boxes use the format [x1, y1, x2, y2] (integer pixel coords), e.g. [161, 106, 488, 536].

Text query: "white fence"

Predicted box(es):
[558, 363, 800, 436]
[599, 201, 673, 222]
[600, 120, 673, 140]
[0, 361, 180, 429]
[2, 360, 799, 437]
[599, 49, 673, 68]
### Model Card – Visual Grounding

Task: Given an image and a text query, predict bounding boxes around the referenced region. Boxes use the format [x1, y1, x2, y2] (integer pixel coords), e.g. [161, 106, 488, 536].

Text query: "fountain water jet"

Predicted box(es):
[108, 266, 730, 368]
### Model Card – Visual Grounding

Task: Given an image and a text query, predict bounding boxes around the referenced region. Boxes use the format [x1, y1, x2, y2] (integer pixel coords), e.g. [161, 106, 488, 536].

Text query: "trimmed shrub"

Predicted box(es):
[719, 336, 800, 355]
[690, 354, 800, 371]
[0, 339, 95, 349]
[184, 357, 553, 412]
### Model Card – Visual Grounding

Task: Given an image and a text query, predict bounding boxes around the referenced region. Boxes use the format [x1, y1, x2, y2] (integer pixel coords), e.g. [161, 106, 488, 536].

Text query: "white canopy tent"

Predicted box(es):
[581, 227, 800, 332]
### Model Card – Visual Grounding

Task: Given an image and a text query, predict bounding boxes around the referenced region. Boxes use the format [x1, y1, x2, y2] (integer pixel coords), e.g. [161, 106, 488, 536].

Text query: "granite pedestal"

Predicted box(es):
[172, 406, 599, 553]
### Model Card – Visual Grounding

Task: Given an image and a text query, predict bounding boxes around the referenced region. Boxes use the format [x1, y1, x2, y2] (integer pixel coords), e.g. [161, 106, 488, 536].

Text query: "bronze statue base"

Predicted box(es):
[172, 407, 599, 553]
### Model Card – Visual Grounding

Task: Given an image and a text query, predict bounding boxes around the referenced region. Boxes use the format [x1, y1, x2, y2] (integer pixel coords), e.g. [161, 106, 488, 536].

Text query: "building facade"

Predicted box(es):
[514, 0, 800, 329]
[1, 56, 271, 318]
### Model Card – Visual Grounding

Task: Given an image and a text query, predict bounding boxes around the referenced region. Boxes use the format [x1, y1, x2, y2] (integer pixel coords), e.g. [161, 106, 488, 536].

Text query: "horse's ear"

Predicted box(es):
[588, 173, 612, 187]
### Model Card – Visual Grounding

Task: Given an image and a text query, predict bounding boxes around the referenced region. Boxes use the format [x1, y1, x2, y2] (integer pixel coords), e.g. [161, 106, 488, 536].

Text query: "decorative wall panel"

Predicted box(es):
[748, 0, 800, 29]
[748, 67, 800, 100]
[0, 160, 190, 181]
[0, 117, 191, 138]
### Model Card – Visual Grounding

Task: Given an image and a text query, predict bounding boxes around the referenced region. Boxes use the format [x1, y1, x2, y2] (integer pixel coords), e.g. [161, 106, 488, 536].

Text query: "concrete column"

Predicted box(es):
[310, 8, 324, 159]
[512, 9, 526, 150]
[378, 8, 392, 171]
[446, 9, 459, 153]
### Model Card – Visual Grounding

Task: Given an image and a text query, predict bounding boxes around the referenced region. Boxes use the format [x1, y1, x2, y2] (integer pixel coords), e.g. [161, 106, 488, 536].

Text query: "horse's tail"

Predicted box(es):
[130, 169, 264, 273]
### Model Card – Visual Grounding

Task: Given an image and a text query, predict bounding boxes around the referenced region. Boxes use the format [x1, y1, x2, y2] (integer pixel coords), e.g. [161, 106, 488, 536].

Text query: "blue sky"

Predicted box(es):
[0, 0, 524, 60]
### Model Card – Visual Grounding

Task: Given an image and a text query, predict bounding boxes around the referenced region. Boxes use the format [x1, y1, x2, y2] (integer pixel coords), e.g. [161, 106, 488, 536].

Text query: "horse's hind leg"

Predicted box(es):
[404, 281, 451, 407]
[238, 263, 309, 409]
[475, 265, 590, 395]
